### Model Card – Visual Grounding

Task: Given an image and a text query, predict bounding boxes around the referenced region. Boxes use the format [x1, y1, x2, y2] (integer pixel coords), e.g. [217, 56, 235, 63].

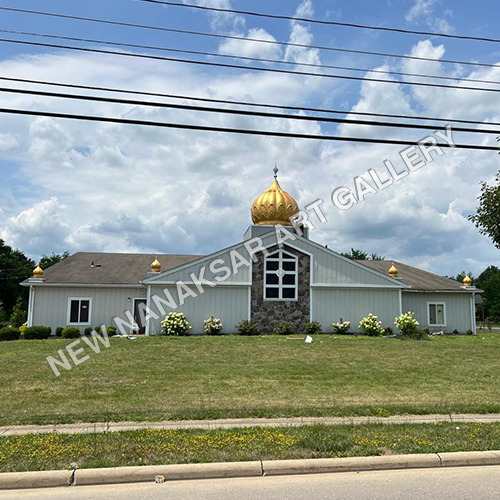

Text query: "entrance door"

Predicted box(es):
[133, 299, 147, 334]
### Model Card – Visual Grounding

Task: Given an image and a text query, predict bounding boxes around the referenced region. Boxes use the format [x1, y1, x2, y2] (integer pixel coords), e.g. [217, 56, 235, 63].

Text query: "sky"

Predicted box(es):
[0, 0, 499, 277]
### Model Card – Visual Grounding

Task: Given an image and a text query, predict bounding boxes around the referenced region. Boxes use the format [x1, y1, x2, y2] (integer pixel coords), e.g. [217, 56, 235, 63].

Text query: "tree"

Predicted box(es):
[39, 251, 69, 270]
[0, 239, 34, 315]
[10, 297, 27, 327]
[0, 301, 6, 328]
[482, 274, 500, 322]
[341, 248, 385, 261]
[469, 171, 500, 248]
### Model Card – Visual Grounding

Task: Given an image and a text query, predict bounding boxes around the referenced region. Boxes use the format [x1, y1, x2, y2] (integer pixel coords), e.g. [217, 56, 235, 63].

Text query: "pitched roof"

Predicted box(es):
[357, 260, 470, 292]
[24, 252, 204, 285]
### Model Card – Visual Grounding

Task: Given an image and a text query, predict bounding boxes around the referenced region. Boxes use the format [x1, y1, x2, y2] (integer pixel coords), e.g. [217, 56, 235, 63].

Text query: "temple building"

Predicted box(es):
[22, 171, 479, 335]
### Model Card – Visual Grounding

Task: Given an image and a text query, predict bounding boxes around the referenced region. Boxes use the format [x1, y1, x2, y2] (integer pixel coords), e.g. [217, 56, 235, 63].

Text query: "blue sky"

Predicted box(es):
[0, 0, 500, 277]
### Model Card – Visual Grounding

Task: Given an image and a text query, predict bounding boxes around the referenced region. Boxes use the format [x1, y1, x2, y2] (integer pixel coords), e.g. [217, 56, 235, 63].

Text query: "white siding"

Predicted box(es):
[312, 288, 401, 332]
[402, 292, 474, 333]
[31, 286, 146, 334]
[148, 285, 250, 334]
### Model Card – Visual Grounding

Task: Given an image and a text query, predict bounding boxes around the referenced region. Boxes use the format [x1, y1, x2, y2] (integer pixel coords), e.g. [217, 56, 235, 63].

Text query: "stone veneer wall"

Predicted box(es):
[251, 244, 310, 333]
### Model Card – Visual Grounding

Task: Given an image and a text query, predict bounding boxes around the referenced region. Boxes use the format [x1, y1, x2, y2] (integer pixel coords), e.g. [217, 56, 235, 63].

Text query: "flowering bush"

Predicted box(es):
[161, 312, 192, 336]
[303, 321, 322, 335]
[204, 316, 223, 335]
[359, 313, 384, 337]
[394, 311, 419, 336]
[331, 318, 351, 334]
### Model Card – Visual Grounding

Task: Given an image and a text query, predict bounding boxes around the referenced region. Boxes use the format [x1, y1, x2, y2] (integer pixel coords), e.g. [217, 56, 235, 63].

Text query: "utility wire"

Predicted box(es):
[137, 0, 500, 44]
[2, 37, 500, 94]
[0, 106, 497, 151]
[1, 7, 499, 71]
[1, 86, 498, 136]
[2, 28, 500, 88]
[3, 76, 500, 128]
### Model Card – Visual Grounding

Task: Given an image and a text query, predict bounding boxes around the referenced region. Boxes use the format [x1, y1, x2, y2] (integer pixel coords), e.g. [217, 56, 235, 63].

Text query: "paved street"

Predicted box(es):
[5, 465, 500, 500]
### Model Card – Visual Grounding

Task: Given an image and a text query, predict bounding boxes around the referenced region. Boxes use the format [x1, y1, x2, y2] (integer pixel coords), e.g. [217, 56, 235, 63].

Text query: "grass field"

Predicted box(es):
[2, 422, 500, 472]
[1, 333, 499, 426]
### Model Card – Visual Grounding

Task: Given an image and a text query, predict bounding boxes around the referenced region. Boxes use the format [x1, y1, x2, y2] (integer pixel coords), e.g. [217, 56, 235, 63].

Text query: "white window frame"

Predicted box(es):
[67, 297, 92, 326]
[427, 302, 446, 327]
[263, 249, 298, 301]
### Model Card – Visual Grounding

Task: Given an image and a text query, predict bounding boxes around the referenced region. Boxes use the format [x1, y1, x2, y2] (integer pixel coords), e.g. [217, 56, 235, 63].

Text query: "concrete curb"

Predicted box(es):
[2, 451, 500, 490]
[3, 413, 500, 436]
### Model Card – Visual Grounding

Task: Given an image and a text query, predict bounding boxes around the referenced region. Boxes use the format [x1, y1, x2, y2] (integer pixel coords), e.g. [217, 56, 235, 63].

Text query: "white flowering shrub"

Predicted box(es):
[359, 313, 384, 337]
[331, 318, 351, 334]
[161, 312, 192, 336]
[204, 316, 223, 335]
[395, 312, 419, 336]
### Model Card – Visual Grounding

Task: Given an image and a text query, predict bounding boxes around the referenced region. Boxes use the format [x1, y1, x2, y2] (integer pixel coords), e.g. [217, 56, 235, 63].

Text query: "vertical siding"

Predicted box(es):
[32, 286, 146, 334]
[402, 292, 473, 333]
[148, 285, 250, 334]
[312, 288, 401, 332]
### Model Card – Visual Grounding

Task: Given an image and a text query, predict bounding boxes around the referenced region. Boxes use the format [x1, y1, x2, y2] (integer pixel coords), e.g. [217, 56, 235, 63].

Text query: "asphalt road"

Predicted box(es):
[5, 465, 500, 500]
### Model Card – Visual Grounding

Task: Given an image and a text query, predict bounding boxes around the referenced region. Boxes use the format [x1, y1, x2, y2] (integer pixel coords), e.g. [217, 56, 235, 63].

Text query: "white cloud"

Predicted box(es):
[182, 0, 245, 31]
[218, 28, 282, 61]
[406, 0, 454, 34]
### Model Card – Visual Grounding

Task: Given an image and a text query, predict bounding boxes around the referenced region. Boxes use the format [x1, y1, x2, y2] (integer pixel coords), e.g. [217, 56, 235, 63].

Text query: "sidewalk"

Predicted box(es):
[2, 413, 500, 436]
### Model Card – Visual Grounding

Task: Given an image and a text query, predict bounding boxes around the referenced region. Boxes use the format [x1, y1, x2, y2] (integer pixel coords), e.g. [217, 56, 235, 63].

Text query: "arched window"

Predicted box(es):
[264, 249, 298, 301]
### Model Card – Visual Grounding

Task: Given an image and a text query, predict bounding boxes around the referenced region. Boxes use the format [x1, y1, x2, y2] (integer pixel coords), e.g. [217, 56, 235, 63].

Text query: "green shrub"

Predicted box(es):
[466, 329, 474, 335]
[383, 326, 394, 336]
[273, 321, 294, 335]
[107, 326, 117, 336]
[55, 327, 64, 337]
[62, 327, 81, 339]
[400, 328, 430, 341]
[9, 297, 26, 328]
[161, 312, 191, 336]
[94, 326, 103, 335]
[303, 321, 321, 335]
[84, 327, 93, 336]
[0, 326, 20, 341]
[331, 318, 351, 334]
[236, 320, 260, 336]
[204, 316, 223, 335]
[24, 326, 51, 340]
[359, 313, 383, 337]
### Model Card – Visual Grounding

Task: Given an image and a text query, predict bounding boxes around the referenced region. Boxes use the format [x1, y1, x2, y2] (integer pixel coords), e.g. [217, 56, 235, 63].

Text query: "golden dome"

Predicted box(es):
[388, 263, 398, 278]
[33, 265, 43, 279]
[463, 275, 472, 287]
[151, 257, 161, 273]
[251, 170, 299, 226]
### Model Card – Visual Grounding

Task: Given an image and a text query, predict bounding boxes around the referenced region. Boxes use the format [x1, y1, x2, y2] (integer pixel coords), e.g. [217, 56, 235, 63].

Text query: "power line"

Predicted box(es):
[3, 76, 500, 128]
[1, 7, 499, 71]
[1, 86, 498, 136]
[2, 37, 500, 94]
[137, 0, 500, 44]
[3, 28, 500, 88]
[0, 106, 497, 151]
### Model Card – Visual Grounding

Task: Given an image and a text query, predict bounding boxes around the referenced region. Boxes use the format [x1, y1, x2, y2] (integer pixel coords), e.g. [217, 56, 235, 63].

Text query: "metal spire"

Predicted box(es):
[273, 163, 278, 179]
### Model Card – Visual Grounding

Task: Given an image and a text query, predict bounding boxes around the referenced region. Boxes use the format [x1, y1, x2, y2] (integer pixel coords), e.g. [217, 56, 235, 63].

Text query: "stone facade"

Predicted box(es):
[251, 244, 310, 333]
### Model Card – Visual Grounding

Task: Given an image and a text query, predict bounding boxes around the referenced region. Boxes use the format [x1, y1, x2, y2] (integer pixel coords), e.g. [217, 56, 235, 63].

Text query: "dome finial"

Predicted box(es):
[388, 262, 398, 278]
[273, 163, 278, 179]
[33, 263, 44, 279]
[463, 274, 472, 287]
[151, 257, 161, 273]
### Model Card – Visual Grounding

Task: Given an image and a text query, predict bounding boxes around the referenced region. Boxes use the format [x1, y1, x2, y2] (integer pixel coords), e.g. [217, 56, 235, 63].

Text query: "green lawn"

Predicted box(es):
[0, 333, 499, 426]
[2, 422, 500, 472]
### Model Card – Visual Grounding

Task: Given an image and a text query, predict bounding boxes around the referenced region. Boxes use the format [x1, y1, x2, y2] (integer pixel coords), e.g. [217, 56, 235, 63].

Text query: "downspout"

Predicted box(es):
[471, 292, 477, 335]
[145, 285, 152, 336]
[27, 286, 34, 326]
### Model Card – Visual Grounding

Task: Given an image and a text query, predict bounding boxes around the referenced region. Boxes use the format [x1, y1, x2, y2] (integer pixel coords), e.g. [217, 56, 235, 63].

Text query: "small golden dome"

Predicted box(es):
[33, 265, 43, 279]
[463, 275, 472, 287]
[251, 169, 299, 226]
[388, 263, 398, 278]
[151, 257, 161, 273]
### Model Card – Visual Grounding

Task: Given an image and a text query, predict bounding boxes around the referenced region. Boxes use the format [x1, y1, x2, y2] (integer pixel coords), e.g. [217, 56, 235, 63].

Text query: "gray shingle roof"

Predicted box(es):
[26, 252, 204, 285]
[357, 260, 470, 292]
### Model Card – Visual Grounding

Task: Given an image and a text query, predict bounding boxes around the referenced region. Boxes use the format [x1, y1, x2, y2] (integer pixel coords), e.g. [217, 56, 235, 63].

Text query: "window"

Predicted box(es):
[68, 298, 92, 325]
[428, 303, 446, 326]
[264, 250, 298, 301]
